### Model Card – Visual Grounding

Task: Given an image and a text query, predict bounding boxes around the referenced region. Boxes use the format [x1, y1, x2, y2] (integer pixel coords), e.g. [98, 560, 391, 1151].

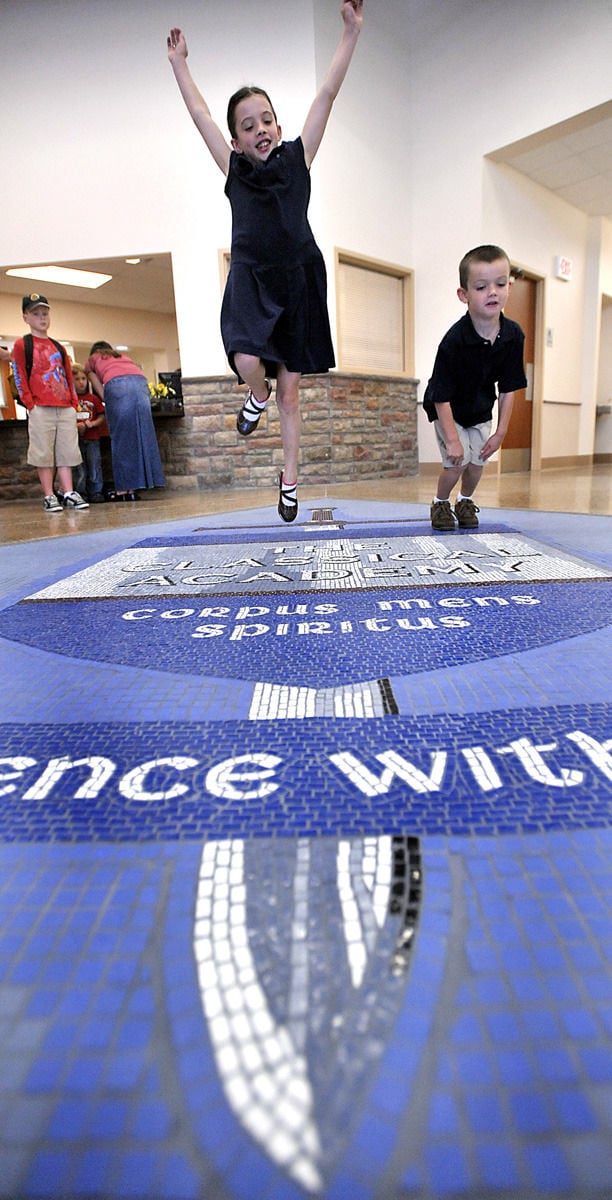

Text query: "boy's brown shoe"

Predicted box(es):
[430, 500, 456, 530]
[454, 497, 480, 528]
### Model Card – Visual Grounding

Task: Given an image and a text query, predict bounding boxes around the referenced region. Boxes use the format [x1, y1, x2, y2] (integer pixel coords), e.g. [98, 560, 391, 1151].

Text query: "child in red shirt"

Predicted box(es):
[73, 363, 108, 502]
[12, 295, 89, 512]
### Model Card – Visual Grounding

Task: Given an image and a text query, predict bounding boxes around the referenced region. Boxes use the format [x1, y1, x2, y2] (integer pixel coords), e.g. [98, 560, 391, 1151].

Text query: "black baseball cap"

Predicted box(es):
[22, 293, 50, 313]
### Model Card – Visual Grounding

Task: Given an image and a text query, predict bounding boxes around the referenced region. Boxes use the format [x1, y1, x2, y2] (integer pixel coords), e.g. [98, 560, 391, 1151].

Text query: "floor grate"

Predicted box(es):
[306, 507, 344, 527]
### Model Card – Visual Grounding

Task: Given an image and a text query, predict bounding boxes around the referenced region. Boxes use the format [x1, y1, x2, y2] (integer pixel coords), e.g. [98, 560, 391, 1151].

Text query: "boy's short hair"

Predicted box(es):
[459, 245, 510, 289]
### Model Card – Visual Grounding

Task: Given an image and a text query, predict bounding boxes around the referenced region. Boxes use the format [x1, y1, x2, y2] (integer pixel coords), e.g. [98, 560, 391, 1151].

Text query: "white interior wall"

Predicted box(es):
[1, 0, 611, 465]
[406, 0, 612, 463]
[596, 298, 612, 455]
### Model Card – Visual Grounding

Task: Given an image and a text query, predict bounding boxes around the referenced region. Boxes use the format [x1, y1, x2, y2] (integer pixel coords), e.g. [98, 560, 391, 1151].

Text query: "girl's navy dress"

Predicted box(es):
[221, 137, 335, 379]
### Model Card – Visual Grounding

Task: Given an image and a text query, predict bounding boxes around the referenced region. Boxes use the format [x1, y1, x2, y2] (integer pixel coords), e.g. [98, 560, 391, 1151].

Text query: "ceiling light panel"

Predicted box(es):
[6, 265, 112, 289]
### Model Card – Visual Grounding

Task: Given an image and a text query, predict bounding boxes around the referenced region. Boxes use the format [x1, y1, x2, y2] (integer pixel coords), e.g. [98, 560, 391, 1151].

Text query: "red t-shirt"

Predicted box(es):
[12, 336, 77, 412]
[76, 392, 109, 440]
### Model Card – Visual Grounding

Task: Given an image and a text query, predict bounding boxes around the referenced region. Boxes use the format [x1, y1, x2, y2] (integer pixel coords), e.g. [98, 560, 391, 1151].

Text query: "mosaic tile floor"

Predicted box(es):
[0, 497, 610, 1200]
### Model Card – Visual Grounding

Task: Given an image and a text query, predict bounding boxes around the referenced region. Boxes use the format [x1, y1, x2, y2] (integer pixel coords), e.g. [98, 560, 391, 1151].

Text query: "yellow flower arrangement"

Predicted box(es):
[148, 381, 175, 402]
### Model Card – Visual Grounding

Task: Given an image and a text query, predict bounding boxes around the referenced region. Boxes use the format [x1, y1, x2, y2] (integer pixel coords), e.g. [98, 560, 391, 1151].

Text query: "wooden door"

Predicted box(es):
[0, 359, 18, 420]
[500, 274, 537, 471]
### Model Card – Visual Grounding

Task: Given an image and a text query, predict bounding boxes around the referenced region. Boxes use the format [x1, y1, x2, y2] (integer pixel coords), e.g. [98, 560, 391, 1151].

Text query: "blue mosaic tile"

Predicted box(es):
[0, 504, 610, 1200]
[3, 579, 610, 690]
[0, 701, 609, 843]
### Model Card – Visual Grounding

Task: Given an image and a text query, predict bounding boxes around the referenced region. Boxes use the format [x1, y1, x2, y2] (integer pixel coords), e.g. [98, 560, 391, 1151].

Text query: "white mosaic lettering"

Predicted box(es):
[183, 576, 233, 585]
[461, 747, 503, 791]
[23, 756, 116, 800]
[160, 609, 196, 619]
[205, 754, 282, 800]
[230, 624, 270, 641]
[498, 738, 584, 787]
[377, 749, 447, 793]
[236, 606, 270, 619]
[119, 756, 198, 801]
[440, 617, 471, 628]
[438, 598, 473, 608]
[26, 536, 608, 602]
[0, 757, 37, 796]
[377, 599, 432, 610]
[416, 563, 481, 576]
[276, 604, 308, 616]
[120, 575, 176, 588]
[223, 558, 266, 569]
[396, 617, 437, 631]
[566, 730, 612, 781]
[329, 752, 392, 796]
[192, 625, 226, 639]
[122, 609, 155, 621]
[360, 618, 392, 632]
[242, 573, 292, 583]
[329, 750, 447, 796]
[471, 596, 508, 607]
[297, 622, 333, 635]
[198, 607, 230, 616]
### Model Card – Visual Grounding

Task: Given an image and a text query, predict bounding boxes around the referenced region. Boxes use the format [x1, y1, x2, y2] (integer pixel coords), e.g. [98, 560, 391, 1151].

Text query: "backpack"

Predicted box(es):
[15, 333, 70, 406]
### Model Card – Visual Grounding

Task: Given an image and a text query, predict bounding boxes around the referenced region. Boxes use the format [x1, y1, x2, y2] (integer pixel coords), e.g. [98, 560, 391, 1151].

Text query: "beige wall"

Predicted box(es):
[1, 0, 611, 465]
[0, 295, 178, 384]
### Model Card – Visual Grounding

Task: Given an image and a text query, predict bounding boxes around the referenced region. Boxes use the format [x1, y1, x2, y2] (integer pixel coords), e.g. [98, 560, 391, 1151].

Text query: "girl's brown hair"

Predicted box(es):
[89, 340, 122, 358]
[227, 86, 276, 138]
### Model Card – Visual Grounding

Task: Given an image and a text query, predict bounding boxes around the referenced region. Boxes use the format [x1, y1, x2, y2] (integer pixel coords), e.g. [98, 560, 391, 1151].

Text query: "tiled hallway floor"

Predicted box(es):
[0, 479, 610, 1199]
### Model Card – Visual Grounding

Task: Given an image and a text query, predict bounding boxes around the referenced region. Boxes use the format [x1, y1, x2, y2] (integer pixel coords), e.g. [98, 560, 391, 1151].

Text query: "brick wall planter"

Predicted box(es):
[0, 372, 418, 500]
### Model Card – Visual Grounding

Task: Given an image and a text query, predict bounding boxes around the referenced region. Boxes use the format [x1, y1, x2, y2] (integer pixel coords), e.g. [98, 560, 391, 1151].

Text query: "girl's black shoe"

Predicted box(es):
[278, 475, 298, 523]
[237, 380, 272, 436]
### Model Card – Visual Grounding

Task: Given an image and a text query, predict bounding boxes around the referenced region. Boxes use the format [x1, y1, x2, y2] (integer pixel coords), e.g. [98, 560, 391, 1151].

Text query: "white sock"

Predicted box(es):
[281, 477, 297, 505]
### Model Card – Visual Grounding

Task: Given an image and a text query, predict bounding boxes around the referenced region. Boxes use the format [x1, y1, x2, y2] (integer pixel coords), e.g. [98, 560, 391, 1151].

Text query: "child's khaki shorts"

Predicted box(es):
[434, 419, 492, 467]
[27, 405, 82, 468]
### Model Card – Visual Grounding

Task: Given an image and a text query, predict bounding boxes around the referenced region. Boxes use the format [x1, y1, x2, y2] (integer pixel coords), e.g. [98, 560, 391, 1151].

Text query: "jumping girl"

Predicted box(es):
[167, 1, 364, 521]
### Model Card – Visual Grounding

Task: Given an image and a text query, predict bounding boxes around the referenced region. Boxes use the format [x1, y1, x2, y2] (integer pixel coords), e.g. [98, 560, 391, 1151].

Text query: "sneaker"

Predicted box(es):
[62, 490, 89, 510]
[43, 493, 62, 513]
[454, 497, 480, 528]
[430, 499, 456, 530]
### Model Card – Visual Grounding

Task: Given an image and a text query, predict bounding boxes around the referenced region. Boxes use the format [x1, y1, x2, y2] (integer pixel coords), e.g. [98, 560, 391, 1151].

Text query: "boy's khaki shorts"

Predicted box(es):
[434, 419, 492, 468]
[27, 405, 82, 468]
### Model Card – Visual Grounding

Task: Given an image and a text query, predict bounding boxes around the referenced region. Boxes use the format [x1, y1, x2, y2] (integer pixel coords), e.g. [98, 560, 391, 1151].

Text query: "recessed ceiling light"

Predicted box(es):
[6, 265, 112, 289]
[125, 258, 141, 265]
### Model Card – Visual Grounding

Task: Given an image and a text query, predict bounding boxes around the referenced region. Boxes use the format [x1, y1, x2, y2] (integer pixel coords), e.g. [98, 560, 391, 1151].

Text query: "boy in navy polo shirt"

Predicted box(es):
[423, 245, 527, 530]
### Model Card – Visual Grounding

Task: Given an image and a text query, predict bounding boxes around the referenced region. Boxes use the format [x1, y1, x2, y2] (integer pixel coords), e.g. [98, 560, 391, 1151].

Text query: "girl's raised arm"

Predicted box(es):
[167, 28, 231, 175]
[301, 0, 363, 169]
